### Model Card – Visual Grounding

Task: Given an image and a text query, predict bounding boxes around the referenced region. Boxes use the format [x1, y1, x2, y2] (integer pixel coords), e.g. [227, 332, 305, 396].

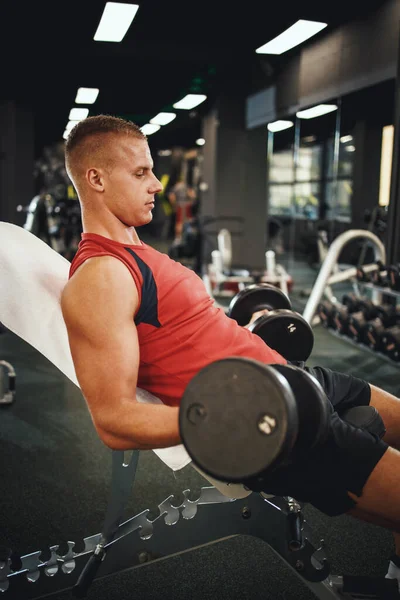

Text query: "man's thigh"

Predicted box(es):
[245, 365, 387, 516]
[248, 412, 389, 517]
[304, 365, 371, 414]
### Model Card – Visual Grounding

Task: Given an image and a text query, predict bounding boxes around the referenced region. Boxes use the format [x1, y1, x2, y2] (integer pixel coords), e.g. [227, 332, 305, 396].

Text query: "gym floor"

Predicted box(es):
[1, 233, 399, 600]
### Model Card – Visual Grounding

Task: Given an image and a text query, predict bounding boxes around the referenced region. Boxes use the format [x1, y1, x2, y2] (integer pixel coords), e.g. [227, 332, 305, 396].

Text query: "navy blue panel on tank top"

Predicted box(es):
[125, 248, 161, 327]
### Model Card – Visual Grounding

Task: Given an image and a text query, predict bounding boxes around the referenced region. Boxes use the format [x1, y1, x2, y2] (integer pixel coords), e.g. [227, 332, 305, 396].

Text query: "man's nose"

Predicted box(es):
[150, 175, 163, 194]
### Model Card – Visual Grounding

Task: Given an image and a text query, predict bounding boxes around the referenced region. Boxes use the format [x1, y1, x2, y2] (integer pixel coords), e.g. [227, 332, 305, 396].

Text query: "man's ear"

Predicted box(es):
[86, 168, 105, 192]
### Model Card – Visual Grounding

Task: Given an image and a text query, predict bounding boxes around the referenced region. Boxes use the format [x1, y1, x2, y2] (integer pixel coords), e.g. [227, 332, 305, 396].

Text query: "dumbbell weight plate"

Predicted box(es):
[228, 283, 291, 327]
[179, 357, 299, 482]
[270, 365, 331, 455]
[249, 309, 314, 362]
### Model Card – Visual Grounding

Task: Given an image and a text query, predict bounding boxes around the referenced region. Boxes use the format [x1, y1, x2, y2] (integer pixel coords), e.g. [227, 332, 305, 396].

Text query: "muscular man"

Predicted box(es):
[61, 114, 400, 585]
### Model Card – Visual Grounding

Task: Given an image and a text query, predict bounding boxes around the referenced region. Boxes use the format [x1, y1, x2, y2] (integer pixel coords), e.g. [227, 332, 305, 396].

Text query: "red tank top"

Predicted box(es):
[69, 233, 287, 406]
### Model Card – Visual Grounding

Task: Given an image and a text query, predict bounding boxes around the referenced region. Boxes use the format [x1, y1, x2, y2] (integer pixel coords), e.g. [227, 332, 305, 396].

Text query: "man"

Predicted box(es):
[62, 115, 400, 585]
[167, 177, 196, 242]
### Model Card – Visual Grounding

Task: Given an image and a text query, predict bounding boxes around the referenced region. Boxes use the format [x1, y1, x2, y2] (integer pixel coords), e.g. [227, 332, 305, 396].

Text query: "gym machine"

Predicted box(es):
[205, 228, 293, 301]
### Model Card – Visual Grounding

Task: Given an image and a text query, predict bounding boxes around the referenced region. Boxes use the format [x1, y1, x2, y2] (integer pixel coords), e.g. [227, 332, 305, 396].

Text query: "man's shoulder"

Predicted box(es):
[67, 255, 134, 293]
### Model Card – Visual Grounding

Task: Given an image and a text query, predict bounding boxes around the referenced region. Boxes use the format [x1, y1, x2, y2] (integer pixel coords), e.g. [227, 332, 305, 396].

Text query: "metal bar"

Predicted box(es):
[303, 229, 386, 324]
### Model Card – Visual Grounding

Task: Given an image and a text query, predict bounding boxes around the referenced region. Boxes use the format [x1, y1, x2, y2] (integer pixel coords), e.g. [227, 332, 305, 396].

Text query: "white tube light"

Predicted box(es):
[267, 120, 294, 133]
[256, 19, 327, 55]
[296, 104, 337, 119]
[66, 120, 80, 131]
[150, 112, 176, 126]
[379, 125, 394, 207]
[340, 135, 353, 143]
[173, 94, 207, 110]
[75, 88, 100, 104]
[93, 2, 139, 42]
[196, 138, 206, 146]
[141, 123, 161, 136]
[69, 108, 89, 120]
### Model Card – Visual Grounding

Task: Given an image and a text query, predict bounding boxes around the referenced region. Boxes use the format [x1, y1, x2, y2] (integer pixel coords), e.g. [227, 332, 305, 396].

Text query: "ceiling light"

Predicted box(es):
[150, 112, 176, 126]
[75, 88, 100, 104]
[173, 94, 207, 110]
[296, 104, 337, 119]
[69, 108, 89, 120]
[66, 120, 80, 131]
[340, 135, 353, 143]
[93, 2, 139, 42]
[141, 123, 160, 135]
[158, 149, 172, 156]
[256, 19, 327, 55]
[196, 138, 206, 146]
[345, 145, 356, 152]
[267, 120, 294, 133]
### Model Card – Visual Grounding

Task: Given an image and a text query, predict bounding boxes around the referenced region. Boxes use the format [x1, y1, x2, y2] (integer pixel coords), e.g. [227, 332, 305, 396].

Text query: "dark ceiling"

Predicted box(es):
[1, 0, 387, 156]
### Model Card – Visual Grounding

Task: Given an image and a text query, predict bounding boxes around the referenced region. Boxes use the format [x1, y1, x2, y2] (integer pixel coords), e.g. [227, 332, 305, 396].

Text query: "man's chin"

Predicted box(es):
[131, 214, 153, 228]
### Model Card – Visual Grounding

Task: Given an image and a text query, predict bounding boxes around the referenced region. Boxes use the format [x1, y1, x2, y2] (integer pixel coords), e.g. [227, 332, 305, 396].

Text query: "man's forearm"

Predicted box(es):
[96, 399, 181, 451]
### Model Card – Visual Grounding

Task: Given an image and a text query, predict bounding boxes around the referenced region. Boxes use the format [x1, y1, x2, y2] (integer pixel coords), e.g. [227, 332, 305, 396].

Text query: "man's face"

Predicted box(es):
[104, 138, 163, 227]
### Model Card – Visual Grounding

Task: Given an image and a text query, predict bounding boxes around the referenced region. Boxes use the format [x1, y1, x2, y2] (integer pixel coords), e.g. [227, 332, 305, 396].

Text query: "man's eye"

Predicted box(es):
[136, 172, 144, 177]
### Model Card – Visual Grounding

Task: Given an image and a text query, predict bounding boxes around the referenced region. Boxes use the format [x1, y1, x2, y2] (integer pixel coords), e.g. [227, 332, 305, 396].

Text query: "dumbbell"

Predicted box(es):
[317, 299, 336, 329]
[387, 264, 400, 291]
[356, 265, 376, 283]
[347, 299, 380, 343]
[362, 318, 386, 352]
[370, 262, 389, 287]
[375, 302, 400, 328]
[380, 326, 400, 362]
[333, 294, 369, 336]
[228, 283, 314, 362]
[179, 357, 331, 483]
[331, 305, 350, 335]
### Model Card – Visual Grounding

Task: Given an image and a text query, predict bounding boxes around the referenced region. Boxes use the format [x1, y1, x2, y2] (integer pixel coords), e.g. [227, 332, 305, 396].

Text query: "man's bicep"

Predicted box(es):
[61, 259, 141, 429]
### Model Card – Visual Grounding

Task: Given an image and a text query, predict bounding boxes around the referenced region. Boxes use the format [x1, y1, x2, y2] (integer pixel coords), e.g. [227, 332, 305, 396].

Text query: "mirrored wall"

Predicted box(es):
[266, 79, 395, 275]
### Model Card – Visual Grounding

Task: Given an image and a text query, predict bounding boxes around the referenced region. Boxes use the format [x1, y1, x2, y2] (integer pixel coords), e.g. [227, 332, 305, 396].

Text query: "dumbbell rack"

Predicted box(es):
[302, 229, 400, 367]
[349, 280, 400, 366]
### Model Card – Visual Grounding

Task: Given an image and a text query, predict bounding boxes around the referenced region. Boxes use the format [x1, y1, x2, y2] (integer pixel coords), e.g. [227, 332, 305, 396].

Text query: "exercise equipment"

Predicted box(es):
[179, 357, 331, 483]
[205, 226, 293, 300]
[388, 264, 400, 291]
[1, 222, 398, 600]
[317, 299, 336, 329]
[303, 229, 386, 325]
[363, 318, 386, 352]
[347, 299, 380, 342]
[381, 326, 400, 362]
[228, 284, 314, 362]
[0, 360, 16, 405]
[331, 305, 350, 335]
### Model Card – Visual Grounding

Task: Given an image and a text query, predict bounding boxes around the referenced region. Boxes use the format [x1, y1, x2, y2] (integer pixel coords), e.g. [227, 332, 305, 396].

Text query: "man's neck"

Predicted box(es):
[81, 211, 141, 245]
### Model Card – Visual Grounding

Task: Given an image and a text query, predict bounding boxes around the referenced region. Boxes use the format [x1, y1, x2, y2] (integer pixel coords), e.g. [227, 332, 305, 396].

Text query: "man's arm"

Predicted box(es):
[61, 256, 181, 451]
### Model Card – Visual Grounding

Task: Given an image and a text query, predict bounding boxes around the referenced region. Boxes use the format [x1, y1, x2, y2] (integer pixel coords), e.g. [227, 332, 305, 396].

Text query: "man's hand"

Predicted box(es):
[244, 309, 270, 329]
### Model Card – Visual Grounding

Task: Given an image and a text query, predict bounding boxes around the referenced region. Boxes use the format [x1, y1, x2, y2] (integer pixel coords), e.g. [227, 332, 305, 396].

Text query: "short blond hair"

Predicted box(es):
[65, 114, 146, 189]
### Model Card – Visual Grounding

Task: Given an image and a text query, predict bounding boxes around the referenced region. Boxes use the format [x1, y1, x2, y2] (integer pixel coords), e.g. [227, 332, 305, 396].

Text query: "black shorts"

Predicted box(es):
[248, 366, 389, 517]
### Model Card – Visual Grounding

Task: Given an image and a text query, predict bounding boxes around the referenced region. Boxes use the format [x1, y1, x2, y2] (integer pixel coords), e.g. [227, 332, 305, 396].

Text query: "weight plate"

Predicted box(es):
[250, 309, 314, 362]
[179, 357, 298, 482]
[228, 284, 292, 327]
[271, 364, 331, 455]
